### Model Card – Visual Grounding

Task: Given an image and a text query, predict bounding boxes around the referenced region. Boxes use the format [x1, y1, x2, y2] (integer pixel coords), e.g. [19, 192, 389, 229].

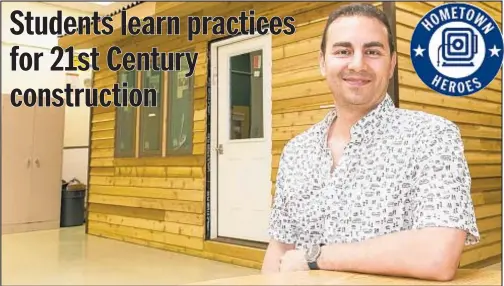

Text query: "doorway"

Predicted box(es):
[209, 34, 273, 243]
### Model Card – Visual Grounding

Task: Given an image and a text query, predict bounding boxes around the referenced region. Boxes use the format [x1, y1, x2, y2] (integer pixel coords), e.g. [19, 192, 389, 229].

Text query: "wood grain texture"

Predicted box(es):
[185, 268, 501, 285]
[88, 220, 205, 250]
[87, 223, 262, 269]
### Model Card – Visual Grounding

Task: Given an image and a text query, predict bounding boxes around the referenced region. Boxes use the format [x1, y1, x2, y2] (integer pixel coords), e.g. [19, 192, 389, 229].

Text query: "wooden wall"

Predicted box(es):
[84, 1, 501, 269]
[86, 1, 356, 269]
[394, 2, 502, 268]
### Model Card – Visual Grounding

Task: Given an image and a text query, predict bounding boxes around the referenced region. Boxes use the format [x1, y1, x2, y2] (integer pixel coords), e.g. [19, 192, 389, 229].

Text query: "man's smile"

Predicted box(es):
[343, 76, 372, 86]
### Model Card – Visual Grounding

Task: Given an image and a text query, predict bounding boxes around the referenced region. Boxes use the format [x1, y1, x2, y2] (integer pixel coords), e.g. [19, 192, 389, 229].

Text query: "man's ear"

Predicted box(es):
[319, 51, 326, 78]
[389, 51, 397, 80]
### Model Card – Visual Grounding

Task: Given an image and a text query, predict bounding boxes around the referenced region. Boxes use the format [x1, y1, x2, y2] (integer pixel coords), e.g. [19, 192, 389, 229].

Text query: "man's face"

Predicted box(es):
[319, 15, 396, 109]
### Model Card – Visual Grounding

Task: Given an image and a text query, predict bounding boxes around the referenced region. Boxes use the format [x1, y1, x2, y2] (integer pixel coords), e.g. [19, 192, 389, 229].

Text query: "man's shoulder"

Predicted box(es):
[283, 122, 322, 153]
[394, 107, 461, 138]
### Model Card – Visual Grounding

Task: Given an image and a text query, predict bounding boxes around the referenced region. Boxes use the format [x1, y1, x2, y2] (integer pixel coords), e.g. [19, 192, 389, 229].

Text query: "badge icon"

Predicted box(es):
[410, 3, 503, 96]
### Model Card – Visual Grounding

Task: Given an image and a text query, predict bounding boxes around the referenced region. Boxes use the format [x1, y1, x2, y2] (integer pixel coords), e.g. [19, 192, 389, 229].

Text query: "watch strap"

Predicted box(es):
[308, 260, 320, 270]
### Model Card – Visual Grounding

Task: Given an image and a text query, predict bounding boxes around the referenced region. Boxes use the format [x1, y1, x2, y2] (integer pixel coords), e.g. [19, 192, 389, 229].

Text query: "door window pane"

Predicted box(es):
[139, 69, 163, 156]
[229, 50, 264, 140]
[115, 70, 136, 157]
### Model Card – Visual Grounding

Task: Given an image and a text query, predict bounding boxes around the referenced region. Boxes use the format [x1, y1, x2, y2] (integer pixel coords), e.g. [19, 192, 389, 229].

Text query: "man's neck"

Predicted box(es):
[334, 94, 386, 129]
[329, 105, 370, 139]
[334, 107, 366, 129]
[328, 94, 386, 141]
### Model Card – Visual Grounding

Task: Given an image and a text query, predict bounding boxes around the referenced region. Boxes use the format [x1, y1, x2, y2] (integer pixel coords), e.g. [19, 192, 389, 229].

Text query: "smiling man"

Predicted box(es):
[261, 3, 480, 282]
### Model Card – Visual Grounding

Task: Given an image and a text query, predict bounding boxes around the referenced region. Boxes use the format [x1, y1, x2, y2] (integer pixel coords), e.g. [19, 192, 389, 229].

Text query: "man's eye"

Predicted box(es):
[366, 50, 381, 55]
[335, 50, 351, 55]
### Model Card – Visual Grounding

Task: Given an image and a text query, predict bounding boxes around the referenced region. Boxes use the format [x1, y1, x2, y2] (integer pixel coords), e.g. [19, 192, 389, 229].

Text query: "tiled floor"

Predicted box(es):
[2, 226, 259, 285]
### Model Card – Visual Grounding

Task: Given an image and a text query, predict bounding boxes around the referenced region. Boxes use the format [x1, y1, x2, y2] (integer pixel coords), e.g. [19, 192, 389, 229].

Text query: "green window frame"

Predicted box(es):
[166, 50, 194, 155]
[139, 68, 164, 157]
[114, 70, 137, 158]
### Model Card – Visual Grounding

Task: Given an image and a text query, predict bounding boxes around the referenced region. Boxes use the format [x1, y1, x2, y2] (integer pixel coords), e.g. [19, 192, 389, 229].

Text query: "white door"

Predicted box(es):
[215, 35, 272, 242]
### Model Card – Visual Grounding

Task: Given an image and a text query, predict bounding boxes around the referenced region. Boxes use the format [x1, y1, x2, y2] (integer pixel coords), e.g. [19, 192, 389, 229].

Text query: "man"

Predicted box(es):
[261, 3, 480, 282]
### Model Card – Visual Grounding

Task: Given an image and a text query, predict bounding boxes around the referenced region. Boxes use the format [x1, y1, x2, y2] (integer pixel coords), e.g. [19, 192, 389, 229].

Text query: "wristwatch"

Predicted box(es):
[305, 243, 324, 270]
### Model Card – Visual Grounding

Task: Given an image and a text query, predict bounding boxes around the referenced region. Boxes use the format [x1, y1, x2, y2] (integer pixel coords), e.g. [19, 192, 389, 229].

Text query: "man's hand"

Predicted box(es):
[279, 249, 310, 272]
[261, 240, 296, 274]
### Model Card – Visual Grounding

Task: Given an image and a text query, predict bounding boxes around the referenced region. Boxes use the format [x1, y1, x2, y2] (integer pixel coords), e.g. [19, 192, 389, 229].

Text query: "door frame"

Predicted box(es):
[207, 33, 273, 240]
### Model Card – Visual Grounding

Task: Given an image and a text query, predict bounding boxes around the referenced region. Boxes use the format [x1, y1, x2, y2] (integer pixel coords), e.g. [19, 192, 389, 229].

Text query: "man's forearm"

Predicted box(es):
[317, 227, 466, 281]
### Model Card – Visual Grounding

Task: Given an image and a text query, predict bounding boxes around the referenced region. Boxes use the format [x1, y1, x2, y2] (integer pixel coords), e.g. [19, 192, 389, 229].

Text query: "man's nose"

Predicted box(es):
[348, 52, 366, 71]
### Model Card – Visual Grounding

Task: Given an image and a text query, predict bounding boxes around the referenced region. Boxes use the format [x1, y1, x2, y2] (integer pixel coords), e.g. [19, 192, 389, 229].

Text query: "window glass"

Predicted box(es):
[167, 52, 194, 155]
[139, 69, 163, 156]
[115, 70, 137, 157]
[229, 50, 264, 140]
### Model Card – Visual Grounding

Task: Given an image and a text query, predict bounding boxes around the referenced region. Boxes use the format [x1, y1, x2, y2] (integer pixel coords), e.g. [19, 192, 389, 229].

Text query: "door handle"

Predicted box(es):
[34, 158, 40, 167]
[215, 144, 224, 155]
[27, 158, 31, 168]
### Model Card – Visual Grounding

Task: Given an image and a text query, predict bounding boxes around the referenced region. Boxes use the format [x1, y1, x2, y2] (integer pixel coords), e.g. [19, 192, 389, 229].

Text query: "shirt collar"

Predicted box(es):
[318, 93, 396, 148]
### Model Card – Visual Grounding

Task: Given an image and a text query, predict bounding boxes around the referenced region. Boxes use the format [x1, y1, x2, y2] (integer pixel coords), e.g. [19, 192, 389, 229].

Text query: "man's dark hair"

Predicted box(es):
[320, 3, 395, 56]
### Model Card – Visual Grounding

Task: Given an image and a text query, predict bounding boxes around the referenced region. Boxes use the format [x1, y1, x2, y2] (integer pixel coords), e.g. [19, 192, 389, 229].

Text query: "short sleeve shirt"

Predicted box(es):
[268, 94, 480, 250]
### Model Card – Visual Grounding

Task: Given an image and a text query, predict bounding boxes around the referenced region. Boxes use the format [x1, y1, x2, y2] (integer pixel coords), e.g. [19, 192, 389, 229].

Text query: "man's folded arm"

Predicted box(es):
[318, 125, 480, 281]
[317, 227, 467, 281]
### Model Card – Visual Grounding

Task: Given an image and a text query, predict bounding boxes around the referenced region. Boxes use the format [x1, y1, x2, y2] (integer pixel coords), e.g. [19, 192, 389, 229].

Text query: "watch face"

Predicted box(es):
[305, 245, 321, 262]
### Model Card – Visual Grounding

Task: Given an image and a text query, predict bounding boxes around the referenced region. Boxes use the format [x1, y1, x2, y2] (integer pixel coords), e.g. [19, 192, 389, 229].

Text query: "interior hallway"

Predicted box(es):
[2, 226, 259, 285]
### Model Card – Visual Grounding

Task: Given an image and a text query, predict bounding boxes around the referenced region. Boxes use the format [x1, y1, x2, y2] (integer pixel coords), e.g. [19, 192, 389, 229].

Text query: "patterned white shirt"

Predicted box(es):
[268, 94, 480, 250]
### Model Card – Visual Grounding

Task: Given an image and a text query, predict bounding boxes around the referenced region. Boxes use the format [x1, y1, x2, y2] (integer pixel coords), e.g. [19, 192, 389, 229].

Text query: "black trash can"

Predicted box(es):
[60, 182, 86, 227]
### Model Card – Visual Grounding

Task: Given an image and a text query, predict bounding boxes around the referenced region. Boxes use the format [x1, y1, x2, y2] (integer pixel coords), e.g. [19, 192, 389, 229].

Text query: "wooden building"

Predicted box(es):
[59, 1, 502, 269]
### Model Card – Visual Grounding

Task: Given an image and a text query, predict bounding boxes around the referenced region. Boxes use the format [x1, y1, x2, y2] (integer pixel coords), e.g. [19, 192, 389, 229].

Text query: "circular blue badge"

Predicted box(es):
[410, 3, 503, 96]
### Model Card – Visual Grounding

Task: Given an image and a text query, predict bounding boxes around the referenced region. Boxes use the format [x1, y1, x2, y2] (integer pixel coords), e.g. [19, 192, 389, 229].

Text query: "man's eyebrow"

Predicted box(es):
[332, 42, 352, 48]
[364, 41, 385, 49]
[331, 41, 386, 49]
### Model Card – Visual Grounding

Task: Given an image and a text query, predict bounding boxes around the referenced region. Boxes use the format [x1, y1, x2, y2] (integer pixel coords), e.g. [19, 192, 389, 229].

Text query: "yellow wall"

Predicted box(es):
[395, 2, 502, 267]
